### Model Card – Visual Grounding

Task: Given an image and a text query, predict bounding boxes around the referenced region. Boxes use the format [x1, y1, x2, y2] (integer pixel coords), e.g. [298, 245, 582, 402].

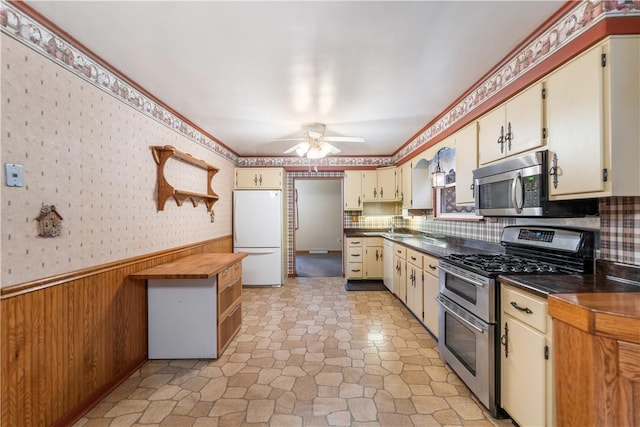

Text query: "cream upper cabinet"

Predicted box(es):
[454, 122, 479, 205]
[235, 168, 283, 189]
[400, 162, 412, 209]
[361, 170, 378, 202]
[478, 82, 545, 165]
[377, 167, 398, 201]
[546, 36, 640, 199]
[500, 284, 553, 427]
[344, 170, 363, 210]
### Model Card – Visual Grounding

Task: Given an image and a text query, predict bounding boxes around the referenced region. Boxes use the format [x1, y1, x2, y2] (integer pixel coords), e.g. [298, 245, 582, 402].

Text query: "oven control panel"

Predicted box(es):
[517, 229, 554, 242]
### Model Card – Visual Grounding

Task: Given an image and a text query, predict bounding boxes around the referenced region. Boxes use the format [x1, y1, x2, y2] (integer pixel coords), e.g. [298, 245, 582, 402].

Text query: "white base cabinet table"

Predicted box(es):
[130, 253, 247, 359]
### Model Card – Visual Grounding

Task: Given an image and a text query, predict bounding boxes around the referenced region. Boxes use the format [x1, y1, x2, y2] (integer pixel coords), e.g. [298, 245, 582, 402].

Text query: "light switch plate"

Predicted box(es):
[5, 163, 23, 187]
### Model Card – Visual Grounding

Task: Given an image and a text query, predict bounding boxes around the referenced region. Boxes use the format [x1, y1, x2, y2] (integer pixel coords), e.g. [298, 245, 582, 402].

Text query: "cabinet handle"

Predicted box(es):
[225, 279, 239, 290]
[505, 122, 513, 151]
[373, 188, 377, 199]
[380, 187, 384, 198]
[501, 322, 509, 358]
[253, 174, 258, 186]
[411, 256, 417, 261]
[351, 254, 361, 257]
[549, 153, 559, 189]
[226, 304, 241, 319]
[259, 174, 263, 185]
[375, 250, 380, 261]
[428, 264, 437, 271]
[510, 301, 533, 314]
[351, 269, 361, 273]
[358, 196, 361, 207]
[352, 241, 361, 245]
[497, 125, 505, 153]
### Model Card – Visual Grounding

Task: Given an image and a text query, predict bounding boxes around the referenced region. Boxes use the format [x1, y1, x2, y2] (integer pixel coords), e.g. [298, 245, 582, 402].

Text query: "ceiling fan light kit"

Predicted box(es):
[283, 122, 363, 159]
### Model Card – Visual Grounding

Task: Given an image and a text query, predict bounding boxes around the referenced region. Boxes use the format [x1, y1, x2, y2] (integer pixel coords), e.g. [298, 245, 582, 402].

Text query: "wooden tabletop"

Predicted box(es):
[549, 292, 640, 344]
[129, 253, 247, 280]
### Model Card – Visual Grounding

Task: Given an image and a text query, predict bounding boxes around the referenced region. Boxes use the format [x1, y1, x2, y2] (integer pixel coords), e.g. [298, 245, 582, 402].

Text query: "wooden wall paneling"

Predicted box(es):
[1, 236, 231, 427]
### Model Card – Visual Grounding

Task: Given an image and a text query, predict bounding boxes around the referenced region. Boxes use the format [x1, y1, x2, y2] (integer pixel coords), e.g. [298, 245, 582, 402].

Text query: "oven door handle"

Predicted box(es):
[437, 297, 484, 334]
[511, 172, 523, 214]
[438, 264, 486, 288]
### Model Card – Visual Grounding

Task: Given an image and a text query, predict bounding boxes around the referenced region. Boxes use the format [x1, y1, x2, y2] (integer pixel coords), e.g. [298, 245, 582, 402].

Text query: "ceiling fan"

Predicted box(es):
[282, 123, 364, 159]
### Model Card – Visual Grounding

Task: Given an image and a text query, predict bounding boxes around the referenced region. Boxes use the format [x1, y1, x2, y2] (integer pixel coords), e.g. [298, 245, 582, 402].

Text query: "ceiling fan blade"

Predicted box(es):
[324, 136, 365, 143]
[272, 138, 306, 142]
[283, 143, 302, 154]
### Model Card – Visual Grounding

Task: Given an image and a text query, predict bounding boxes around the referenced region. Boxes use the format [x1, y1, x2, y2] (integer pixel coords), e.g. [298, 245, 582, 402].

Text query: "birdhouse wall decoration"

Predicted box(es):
[36, 204, 63, 237]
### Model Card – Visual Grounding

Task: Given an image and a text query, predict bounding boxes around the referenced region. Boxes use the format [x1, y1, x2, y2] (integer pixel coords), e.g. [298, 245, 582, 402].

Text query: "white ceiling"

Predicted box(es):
[26, 1, 564, 157]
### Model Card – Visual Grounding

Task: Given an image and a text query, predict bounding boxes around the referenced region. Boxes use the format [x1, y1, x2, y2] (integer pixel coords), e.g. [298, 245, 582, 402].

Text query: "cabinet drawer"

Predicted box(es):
[423, 254, 439, 277]
[218, 278, 242, 317]
[348, 247, 363, 261]
[501, 285, 548, 333]
[406, 248, 423, 268]
[347, 238, 363, 247]
[219, 262, 242, 290]
[347, 263, 363, 278]
[218, 301, 242, 355]
[364, 237, 383, 247]
[394, 244, 407, 259]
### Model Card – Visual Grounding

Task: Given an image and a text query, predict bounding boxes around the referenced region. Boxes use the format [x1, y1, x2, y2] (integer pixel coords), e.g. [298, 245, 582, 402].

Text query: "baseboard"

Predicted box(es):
[51, 354, 147, 427]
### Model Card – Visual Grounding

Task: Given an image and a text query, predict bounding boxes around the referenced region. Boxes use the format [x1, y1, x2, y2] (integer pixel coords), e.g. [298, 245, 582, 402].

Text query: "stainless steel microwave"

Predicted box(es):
[472, 150, 598, 217]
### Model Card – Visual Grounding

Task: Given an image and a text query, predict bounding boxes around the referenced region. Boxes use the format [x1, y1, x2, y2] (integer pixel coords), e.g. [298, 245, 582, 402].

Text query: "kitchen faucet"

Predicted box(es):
[390, 224, 395, 234]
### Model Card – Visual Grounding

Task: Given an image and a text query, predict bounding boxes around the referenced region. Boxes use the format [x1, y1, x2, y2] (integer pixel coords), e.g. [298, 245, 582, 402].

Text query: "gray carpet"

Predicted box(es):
[296, 252, 343, 277]
[344, 281, 388, 291]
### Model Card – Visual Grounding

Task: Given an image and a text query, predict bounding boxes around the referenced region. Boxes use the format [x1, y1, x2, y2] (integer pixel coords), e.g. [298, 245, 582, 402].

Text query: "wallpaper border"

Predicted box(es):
[1, 0, 638, 168]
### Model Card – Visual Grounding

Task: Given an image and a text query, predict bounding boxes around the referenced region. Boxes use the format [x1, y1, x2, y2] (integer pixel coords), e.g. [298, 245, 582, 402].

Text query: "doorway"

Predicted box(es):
[294, 178, 343, 277]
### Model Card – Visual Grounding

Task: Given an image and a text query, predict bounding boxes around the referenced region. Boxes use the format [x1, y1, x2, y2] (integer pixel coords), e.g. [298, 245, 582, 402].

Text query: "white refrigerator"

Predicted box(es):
[233, 190, 283, 286]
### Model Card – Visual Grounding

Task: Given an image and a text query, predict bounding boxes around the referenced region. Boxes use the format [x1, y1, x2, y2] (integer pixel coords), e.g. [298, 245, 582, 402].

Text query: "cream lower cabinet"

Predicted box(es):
[422, 254, 439, 338]
[363, 238, 383, 279]
[235, 168, 283, 189]
[500, 284, 553, 427]
[546, 36, 640, 199]
[344, 171, 363, 210]
[393, 244, 407, 303]
[406, 249, 424, 319]
[345, 238, 364, 279]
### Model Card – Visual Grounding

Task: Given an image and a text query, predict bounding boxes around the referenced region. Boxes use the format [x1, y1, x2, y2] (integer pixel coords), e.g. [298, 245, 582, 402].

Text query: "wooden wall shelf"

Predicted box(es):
[151, 145, 219, 212]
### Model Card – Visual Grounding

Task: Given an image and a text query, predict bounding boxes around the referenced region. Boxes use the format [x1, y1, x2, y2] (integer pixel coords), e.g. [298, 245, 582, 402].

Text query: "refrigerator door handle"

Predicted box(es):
[233, 196, 239, 243]
[295, 189, 300, 230]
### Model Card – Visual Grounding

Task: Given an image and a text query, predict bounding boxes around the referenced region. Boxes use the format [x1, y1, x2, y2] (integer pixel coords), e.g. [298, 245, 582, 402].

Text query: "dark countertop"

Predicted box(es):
[498, 273, 640, 299]
[344, 228, 504, 258]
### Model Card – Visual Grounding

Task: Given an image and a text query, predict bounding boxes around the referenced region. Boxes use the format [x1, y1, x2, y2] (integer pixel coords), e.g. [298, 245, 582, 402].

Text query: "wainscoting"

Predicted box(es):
[1, 236, 232, 427]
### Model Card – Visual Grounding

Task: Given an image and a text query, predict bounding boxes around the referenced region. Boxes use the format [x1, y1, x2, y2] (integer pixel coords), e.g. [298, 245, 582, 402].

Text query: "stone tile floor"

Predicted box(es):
[75, 277, 513, 427]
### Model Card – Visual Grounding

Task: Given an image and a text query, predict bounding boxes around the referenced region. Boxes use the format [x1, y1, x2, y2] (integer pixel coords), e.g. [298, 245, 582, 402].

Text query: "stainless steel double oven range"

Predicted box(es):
[436, 226, 595, 417]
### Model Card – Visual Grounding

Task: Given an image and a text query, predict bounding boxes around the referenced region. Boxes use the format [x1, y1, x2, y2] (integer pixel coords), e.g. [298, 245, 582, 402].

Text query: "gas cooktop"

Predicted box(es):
[444, 253, 565, 275]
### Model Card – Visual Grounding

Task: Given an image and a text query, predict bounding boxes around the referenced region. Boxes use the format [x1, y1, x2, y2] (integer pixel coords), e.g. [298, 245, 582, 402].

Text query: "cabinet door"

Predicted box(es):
[423, 254, 439, 338]
[407, 264, 423, 318]
[478, 105, 507, 165]
[361, 170, 378, 202]
[344, 170, 363, 210]
[394, 255, 407, 303]
[401, 162, 412, 209]
[501, 316, 547, 427]
[257, 168, 283, 189]
[546, 44, 605, 197]
[377, 167, 397, 201]
[235, 168, 258, 188]
[505, 82, 545, 157]
[364, 245, 383, 279]
[454, 122, 478, 205]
